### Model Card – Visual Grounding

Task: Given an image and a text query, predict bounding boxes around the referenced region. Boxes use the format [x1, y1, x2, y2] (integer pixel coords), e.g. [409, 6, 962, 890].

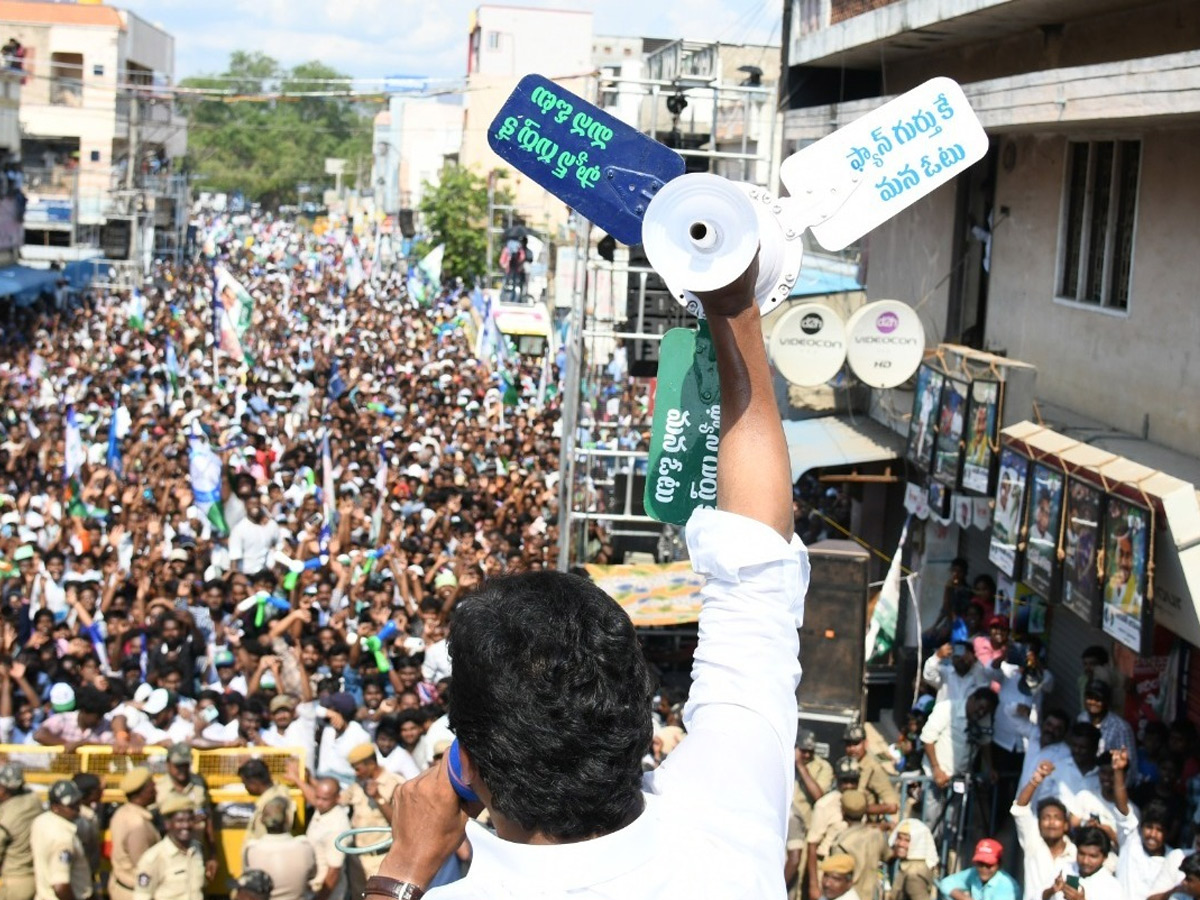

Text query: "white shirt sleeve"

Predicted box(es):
[921, 654, 945, 688]
[645, 509, 808, 847]
[228, 522, 245, 564]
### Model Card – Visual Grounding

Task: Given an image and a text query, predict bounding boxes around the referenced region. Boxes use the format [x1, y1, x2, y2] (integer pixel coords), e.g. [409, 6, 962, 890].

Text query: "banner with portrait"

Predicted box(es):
[1021, 463, 1064, 598]
[932, 376, 969, 487]
[1101, 497, 1151, 653]
[1061, 477, 1104, 626]
[988, 447, 1029, 578]
[906, 364, 944, 473]
[961, 380, 1000, 494]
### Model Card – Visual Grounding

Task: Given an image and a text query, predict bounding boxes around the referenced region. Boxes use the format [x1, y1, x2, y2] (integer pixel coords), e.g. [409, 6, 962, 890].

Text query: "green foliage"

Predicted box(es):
[416, 167, 512, 284]
[180, 53, 378, 208]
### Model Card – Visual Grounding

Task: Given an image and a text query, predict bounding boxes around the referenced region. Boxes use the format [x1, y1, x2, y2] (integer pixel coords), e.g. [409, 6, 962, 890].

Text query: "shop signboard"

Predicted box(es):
[960, 380, 1000, 494]
[905, 364, 943, 473]
[1061, 477, 1104, 626]
[1022, 463, 1064, 598]
[932, 376, 969, 487]
[1101, 496, 1152, 653]
[988, 447, 1029, 578]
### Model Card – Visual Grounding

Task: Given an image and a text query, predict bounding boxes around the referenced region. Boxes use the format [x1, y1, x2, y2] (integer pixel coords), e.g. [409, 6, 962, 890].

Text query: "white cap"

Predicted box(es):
[133, 683, 154, 704]
[143, 688, 171, 716]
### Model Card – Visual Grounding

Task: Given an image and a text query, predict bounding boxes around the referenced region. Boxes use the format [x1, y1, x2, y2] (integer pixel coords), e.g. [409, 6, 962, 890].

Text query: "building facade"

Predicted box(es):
[0, 0, 187, 266]
[783, 0, 1200, 719]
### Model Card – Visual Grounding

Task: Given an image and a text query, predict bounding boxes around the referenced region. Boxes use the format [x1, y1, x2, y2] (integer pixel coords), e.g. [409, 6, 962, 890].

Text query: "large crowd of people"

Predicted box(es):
[0, 212, 1192, 900]
[788, 560, 1200, 900]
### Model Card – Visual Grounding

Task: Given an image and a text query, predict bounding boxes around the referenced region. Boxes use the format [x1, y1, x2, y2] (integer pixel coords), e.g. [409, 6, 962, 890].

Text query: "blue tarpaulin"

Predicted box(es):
[789, 267, 863, 297]
[789, 254, 863, 298]
[0, 260, 96, 303]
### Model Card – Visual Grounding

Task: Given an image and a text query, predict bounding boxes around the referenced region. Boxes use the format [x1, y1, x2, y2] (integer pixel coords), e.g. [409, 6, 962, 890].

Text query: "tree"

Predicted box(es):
[179, 53, 378, 208]
[416, 167, 512, 285]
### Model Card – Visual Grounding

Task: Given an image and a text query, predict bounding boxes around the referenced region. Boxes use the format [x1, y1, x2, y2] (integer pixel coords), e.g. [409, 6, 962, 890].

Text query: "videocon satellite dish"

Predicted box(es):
[769, 303, 848, 387]
[844, 299, 925, 388]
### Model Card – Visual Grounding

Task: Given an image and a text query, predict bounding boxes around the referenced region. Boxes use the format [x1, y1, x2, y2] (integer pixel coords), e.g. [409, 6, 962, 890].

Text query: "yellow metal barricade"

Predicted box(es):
[0, 745, 307, 888]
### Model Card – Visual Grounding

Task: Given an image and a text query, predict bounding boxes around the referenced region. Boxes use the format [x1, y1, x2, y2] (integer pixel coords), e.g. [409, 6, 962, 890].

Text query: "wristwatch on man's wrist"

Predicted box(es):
[362, 876, 425, 900]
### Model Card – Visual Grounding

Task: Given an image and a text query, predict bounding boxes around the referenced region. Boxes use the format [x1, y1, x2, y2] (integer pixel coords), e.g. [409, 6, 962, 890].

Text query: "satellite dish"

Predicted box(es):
[844, 299, 925, 388]
[769, 302, 847, 387]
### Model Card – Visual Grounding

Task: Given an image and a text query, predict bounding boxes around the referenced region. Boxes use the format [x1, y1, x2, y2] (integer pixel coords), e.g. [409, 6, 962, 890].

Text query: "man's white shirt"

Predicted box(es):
[425, 508, 809, 899]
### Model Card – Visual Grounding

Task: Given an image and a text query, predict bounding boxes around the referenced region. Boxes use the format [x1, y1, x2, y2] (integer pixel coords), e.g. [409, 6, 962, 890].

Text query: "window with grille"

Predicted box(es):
[1056, 140, 1140, 311]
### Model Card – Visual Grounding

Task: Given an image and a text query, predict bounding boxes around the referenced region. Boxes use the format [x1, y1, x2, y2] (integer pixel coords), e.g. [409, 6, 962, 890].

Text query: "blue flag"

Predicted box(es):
[105, 399, 121, 478]
[328, 359, 347, 401]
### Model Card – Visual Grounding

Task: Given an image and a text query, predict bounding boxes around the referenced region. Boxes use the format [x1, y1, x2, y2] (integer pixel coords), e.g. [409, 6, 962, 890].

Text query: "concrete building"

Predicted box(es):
[372, 95, 463, 219]
[460, 4, 595, 241]
[783, 0, 1200, 720]
[0, 0, 187, 266]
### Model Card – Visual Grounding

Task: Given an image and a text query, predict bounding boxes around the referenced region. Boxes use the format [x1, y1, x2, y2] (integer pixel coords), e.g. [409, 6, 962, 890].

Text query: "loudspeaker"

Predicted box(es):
[798, 539, 869, 720]
[100, 220, 132, 260]
[397, 209, 416, 238]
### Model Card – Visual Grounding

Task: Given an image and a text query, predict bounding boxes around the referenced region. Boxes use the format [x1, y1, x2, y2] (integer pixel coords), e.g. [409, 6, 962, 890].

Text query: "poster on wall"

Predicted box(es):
[1061, 477, 1104, 626]
[906, 364, 944, 473]
[1101, 496, 1152, 653]
[1011, 582, 1048, 636]
[932, 377, 969, 487]
[1022, 463, 1065, 598]
[988, 447, 1029, 578]
[961, 380, 1000, 494]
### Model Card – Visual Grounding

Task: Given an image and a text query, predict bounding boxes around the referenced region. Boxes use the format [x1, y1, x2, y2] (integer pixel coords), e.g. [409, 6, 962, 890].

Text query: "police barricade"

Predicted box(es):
[0, 744, 307, 890]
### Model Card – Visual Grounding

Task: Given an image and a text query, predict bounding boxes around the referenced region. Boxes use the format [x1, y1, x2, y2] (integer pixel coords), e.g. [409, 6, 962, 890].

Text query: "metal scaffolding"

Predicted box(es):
[556, 43, 779, 570]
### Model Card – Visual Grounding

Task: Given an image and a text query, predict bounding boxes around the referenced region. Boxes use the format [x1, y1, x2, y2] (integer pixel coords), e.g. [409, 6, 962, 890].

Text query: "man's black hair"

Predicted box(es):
[1075, 825, 1111, 856]
[1036, 796, 1068, 819]
[75, 686, 112, 716]
[448, 571, 653, 841]
[1142, 799, 1173, 829]
[72, 773, 102, 798]
[1068, 722, 1101, 747]
[1082, 645, 1109, 665]
[970, 686, 999, 712]
[1180, 852, 1200, 878]
[237, 758, 271, 783]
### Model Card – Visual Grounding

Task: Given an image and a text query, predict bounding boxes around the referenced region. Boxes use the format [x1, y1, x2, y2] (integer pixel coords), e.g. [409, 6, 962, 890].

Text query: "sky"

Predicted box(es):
[116, 0, 781, 83]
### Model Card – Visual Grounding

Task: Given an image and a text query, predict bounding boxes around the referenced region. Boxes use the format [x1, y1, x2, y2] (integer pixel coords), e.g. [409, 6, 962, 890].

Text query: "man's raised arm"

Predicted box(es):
[646, 252, 809, 877]
[699, 256, 793, 538]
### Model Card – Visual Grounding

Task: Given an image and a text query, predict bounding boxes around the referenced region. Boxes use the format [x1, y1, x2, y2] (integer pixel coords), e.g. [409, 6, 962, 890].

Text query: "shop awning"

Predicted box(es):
[0, 265, 60, 303]
[1002, 420, 1200, 647]
[585, 560, 704, 626]
[782, 415, 905, 482]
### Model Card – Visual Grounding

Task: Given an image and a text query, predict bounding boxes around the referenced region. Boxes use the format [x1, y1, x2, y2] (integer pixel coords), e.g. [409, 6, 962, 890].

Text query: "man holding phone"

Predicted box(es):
[1044, 826, 1120, 900]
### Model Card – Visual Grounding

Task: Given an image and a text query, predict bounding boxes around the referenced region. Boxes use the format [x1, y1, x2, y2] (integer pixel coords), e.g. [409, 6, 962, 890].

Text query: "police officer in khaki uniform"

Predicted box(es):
[827, 790, 889, 900]
[242, 798, 315, 900]
[109, 768, 160, 900]
[154, 744, 215, 860]
[805, 756, 861, 899]
[132, 796, 206, 900]
[787, 728, 835, 900]
[0, 763, 45, 900]
[288, 743, 401, 900]
[239, 759, 295, 841]
[30, 781, 91, 900]
[843, 723, 899, 820]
